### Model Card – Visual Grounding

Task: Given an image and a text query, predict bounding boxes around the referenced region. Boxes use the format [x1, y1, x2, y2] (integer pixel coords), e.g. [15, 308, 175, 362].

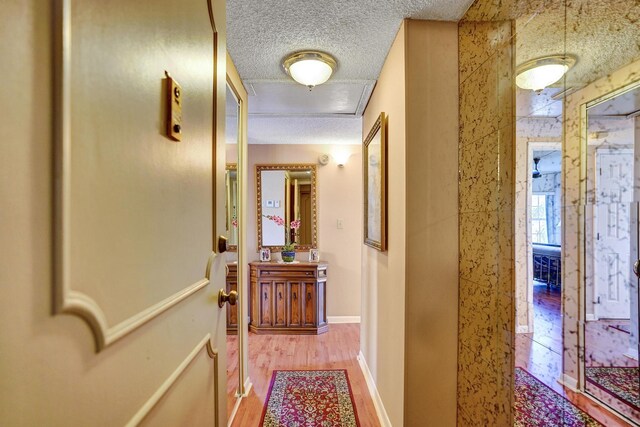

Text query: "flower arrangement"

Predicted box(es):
[263, 215, 301, 252]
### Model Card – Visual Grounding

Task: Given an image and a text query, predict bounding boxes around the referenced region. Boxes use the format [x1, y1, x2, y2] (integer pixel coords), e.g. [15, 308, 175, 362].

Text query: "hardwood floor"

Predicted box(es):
[516, 282, 635, 426]
[229, 324, 380, 427]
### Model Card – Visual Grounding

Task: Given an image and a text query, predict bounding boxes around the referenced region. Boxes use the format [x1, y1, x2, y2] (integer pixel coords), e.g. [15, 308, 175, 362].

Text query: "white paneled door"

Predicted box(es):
[0, 0, 229, 425]
[595, 149, 634, 319]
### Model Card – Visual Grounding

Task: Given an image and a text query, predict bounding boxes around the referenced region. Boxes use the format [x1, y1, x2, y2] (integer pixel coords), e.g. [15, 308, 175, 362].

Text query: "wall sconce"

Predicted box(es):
[332, 150, 350, 168]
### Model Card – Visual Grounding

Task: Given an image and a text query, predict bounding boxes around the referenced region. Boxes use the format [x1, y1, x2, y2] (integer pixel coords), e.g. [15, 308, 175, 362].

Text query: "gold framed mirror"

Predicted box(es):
[256, 164, 318, 251]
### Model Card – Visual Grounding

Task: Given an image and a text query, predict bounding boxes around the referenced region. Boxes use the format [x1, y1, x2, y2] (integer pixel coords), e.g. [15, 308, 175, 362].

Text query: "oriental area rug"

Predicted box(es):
[260, 370, 360, 427]
[515, 368, 602, 426]
[585, 366, 640, 411]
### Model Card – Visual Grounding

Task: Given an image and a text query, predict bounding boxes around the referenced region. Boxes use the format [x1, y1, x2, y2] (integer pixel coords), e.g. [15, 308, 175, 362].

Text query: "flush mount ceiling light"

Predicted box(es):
[516, 55, 576, 91]
[282, 51, 337, 89]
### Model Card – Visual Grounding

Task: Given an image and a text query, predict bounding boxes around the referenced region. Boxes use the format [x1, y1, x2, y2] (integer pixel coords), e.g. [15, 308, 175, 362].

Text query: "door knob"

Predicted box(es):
[218, 289, 238, 308]
[634, 260, 640, 279]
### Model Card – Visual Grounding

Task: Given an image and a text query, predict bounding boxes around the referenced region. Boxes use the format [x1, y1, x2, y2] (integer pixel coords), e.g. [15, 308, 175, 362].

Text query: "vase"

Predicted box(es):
[281, 251, 296, 263]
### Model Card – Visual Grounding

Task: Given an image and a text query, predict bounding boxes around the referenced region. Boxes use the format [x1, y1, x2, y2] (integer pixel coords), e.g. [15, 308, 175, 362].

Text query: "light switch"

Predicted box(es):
[337, 219, 343, 229]
[275, 200, 281, 208]
[266, 200, 274, 208]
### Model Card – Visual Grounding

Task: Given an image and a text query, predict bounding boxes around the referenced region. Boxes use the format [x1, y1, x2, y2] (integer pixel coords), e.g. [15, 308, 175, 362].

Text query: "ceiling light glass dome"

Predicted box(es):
[283, 51, 337, 89]
[516, 55, 576, 91]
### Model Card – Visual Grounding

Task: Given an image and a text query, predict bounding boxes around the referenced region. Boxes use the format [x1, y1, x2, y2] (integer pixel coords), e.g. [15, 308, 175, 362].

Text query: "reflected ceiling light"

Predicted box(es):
[516, 55, 576, 91]
[282, 51, 337, 89]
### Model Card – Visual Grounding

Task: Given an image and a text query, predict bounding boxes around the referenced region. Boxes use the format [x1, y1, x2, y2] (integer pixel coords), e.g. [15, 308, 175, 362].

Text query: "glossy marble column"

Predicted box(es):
[458, 12, 515, 426]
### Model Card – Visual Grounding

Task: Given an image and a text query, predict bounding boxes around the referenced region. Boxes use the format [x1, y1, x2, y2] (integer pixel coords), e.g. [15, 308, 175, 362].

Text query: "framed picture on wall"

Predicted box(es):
[363, 112, 387, 251]
[309, 249, 319, 262]
[259, 247, 271, 262]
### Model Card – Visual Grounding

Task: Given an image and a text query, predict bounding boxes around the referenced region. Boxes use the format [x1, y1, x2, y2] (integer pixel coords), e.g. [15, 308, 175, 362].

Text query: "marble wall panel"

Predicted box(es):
[458, 13, 515, 425]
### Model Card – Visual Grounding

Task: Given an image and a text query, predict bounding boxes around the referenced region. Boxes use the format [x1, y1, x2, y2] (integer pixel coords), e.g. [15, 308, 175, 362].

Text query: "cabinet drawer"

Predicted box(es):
[258, 269, 317, 279]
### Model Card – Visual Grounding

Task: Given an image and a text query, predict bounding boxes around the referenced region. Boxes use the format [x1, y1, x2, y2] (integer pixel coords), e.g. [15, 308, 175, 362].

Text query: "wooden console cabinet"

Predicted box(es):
[226, 263, 238, 334]
[249, 261, 328, 335]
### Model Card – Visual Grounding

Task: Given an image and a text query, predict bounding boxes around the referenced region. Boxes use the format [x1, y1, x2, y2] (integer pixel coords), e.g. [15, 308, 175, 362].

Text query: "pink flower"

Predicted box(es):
[290, 219, 301, 230]
[231, 218, 238, 228]
[264, 215, 285, 226]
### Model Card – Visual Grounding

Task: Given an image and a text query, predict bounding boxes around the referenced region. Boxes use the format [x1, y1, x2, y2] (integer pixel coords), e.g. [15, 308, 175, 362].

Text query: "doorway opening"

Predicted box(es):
[515, 137, 565, 389]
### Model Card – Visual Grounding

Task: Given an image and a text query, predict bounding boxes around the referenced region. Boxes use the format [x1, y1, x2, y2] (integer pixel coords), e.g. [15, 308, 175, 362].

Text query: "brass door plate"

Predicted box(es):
[166, 73, 182, 141]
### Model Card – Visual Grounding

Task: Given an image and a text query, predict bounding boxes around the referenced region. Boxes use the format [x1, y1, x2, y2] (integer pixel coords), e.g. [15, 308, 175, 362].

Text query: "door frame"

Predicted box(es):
[225, 54, 252, 425]
[515, 140, 561, 335]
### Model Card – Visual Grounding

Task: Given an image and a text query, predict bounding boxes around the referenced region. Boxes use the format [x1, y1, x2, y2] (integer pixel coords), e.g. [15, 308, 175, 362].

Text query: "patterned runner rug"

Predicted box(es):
[515, 367, 602, 426]
[585, 366, 640, 411]
[260, 370, 360, 427]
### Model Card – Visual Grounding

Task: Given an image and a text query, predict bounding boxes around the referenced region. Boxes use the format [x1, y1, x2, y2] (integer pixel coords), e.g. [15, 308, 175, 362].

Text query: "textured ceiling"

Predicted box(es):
[227, 0, 475, 82]
[227, 0, 474, 124]
[247, 116, 362, 145]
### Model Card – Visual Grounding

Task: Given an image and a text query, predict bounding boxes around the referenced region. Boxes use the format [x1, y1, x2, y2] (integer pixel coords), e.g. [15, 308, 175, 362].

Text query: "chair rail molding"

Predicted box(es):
[52, 0, 217, 352]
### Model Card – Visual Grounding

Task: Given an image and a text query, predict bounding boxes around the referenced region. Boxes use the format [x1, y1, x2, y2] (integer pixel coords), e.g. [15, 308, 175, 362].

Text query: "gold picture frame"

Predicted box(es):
[363, 113, 387, 251]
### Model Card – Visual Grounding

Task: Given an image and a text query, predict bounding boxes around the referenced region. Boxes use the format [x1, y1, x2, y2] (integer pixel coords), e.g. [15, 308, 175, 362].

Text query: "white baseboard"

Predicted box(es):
[242, 377, 253, 396]
[227, 378, 252, 427]
[357, 351, 391, 427]
[227, 395, 242, 427]
[624, 347, 639, 361]
[557, 373, 578, 392]
[328, 316, 361, 324]
[516, 325, 530, 334]
[585, 313, 597, 321]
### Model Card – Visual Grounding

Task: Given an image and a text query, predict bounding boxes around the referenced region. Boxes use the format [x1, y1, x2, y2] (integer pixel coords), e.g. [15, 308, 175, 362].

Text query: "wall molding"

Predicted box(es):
[357, 351, 391, 427]
[328, 316, 361, 324]
[557, 373, 579, 392]
[515, 325, 530, 334]
[52, 0, 217, 352]
[585, 313, 597, 321]
[126, 334, 219, 427]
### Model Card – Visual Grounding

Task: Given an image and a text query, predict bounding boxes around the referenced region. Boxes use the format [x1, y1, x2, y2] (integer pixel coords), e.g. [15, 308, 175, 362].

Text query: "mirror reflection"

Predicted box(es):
[225, 83, 239, 251]
[257, 164, 317, 250]
[225, 165, 238, 249]
[584, 83, 640, 416]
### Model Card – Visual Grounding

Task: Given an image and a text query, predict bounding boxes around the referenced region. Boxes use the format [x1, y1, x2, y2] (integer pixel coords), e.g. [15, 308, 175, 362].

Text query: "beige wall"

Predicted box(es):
[228, 143, 363, 318]
[361, 22, 407, 427]
[404, 20, 459, 426]
[361, 20, 460, 426]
